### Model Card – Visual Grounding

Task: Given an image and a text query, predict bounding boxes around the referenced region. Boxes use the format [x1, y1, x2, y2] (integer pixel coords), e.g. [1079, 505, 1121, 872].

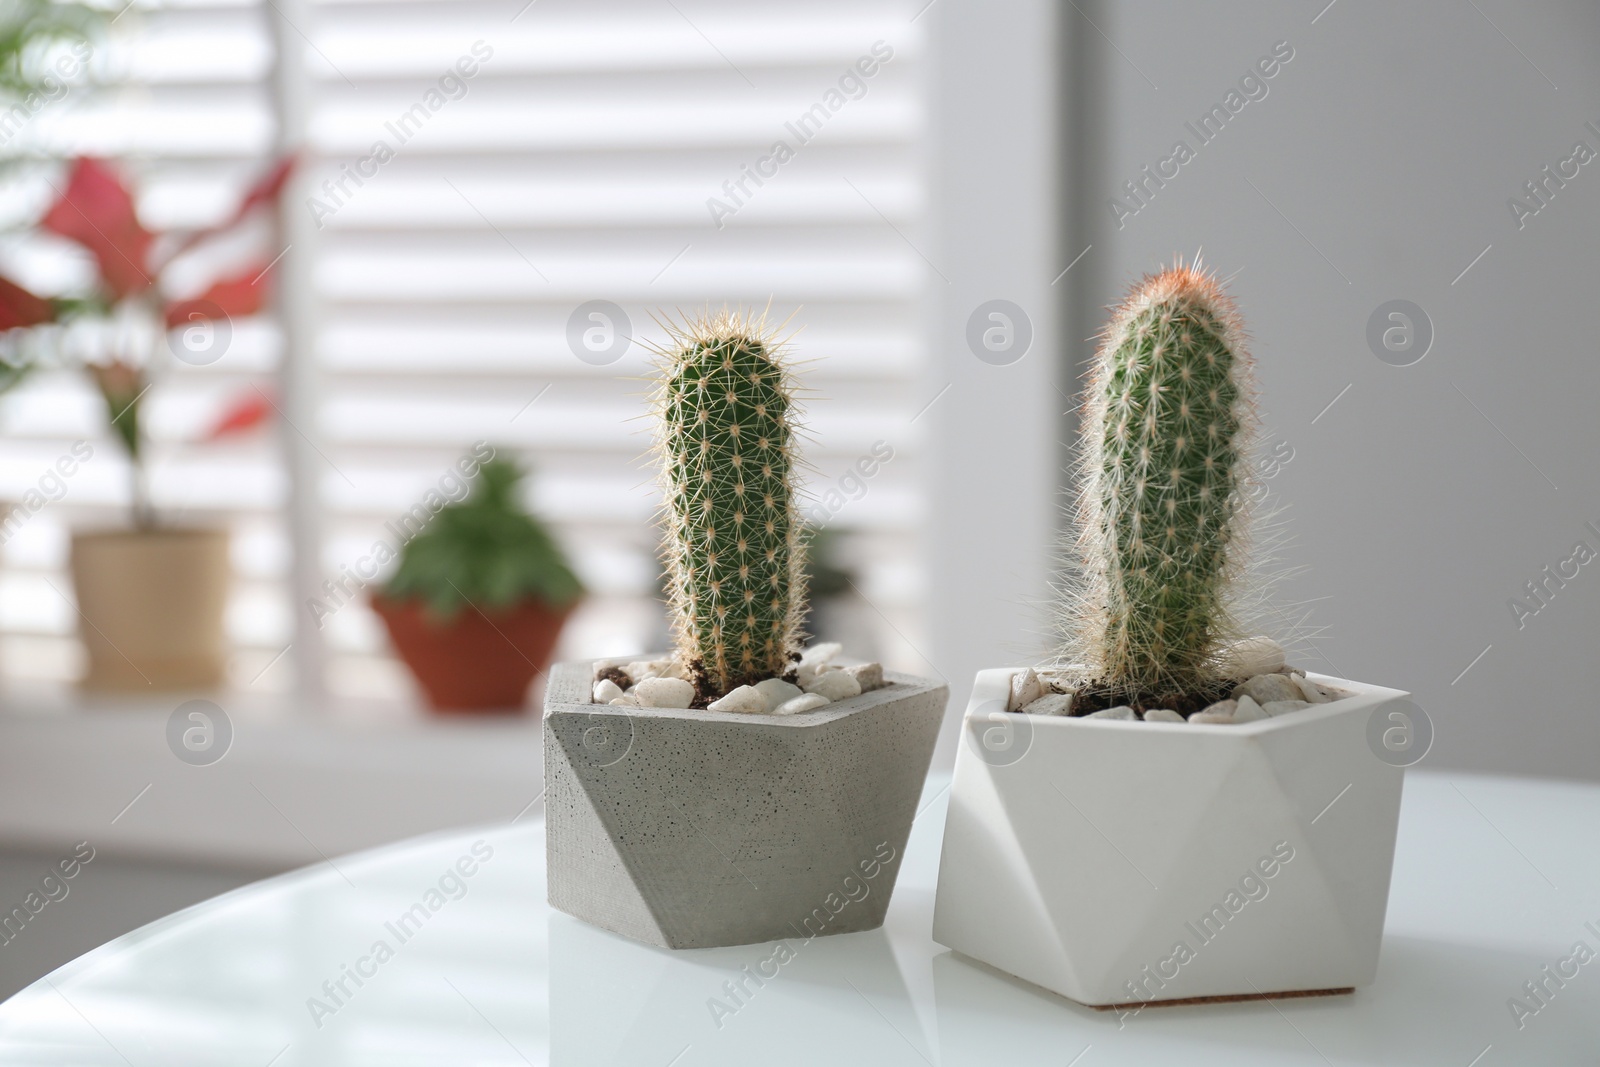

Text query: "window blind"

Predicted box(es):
[0, 0, 931, 702]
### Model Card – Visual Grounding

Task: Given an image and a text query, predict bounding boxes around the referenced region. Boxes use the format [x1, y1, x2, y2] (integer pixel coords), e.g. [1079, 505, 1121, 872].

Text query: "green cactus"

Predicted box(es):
[1063, 261, 1258, 701]
[654, 308, 806, 698]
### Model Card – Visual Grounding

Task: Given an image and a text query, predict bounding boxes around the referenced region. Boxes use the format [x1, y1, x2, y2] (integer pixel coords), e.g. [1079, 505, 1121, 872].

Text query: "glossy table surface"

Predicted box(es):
[2, 771, 1599, 1065]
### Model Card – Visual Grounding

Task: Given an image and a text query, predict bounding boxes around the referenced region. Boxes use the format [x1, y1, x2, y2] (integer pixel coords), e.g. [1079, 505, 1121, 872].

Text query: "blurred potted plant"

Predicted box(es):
[801, 526, 881, 664]
[372, 454, 585, 713]
[542, 308, 947, 950]
[0, 155, 290, 689]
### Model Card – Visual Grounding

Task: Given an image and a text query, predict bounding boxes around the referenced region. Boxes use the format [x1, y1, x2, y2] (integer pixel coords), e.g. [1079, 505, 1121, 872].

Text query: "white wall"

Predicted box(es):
[925, 0, 1063, 764]
[1080, 0, 1600, 780]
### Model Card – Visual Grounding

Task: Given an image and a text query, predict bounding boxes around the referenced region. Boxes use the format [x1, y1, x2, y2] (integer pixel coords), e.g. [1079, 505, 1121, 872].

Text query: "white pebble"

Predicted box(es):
[754, 678, 804, 712]
[625, 660, 663, 684]
[1232, 695, 1268, 722]
[1143, 708, 1185, 723]
[1293, 675, 1330, 704]
[1262, 699, 1312, 718]
[607, 696, 634, 707]
[843, 662, 885, 692]
[1084, 705, 1135, 720]
[800, 642, 843, 668]
[1233, 673, 1303, 705]
[593, 679, 624, 704]
[797, 661, 843, 687]
[633, 676, 695, 709]
[1022, 692, 1075, 716]
[1189, 710, 1236, 724]
[1008, 668, 1043, 712]
[803, 670, 862, 701]
[774, 693, 830, 715]
[1036, 665, 1088, 689]
[707, 685, 767, 714]
[1217, 636, 1286, 680]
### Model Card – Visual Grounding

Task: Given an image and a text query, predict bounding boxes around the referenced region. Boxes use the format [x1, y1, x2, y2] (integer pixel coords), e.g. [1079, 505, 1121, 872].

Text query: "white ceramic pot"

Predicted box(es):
[932, 667, 1415, 1008]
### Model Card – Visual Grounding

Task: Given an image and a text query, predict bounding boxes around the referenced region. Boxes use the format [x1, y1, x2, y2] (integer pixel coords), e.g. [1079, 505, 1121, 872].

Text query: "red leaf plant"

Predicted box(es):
[0, 155, 294, 527]
[202, 388, 274, 443]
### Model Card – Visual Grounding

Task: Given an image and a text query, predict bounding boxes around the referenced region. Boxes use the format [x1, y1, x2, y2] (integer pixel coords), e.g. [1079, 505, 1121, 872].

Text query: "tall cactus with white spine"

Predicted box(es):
[1063, 260, 1258, 702]
[655, 308, 806, 699]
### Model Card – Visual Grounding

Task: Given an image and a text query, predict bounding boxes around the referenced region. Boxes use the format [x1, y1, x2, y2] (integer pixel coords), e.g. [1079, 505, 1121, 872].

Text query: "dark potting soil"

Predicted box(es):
[681, 654, 803, 709]
[596, 665, 631, 691]
[1065, 682, 1235, 720]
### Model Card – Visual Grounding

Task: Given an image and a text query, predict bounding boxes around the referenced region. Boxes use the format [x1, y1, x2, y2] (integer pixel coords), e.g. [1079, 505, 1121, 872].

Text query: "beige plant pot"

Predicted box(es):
[69, 527, 230, 691]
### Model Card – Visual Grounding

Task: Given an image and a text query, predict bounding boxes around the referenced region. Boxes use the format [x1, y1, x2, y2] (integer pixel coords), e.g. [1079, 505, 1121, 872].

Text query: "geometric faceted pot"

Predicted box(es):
[372, 594, 573, 713]
[933, 667, 1411, 1008]
[544, 659, 947, 949]
[69, 527, 230, 691]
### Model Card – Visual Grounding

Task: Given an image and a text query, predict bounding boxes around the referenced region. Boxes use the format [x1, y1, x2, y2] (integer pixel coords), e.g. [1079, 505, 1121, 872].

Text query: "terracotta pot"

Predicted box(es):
[372, 594, 574, 713]
[69, 527, 231, 692]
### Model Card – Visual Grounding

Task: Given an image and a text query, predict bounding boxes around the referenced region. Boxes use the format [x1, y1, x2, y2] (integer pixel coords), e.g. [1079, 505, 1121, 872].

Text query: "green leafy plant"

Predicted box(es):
[383, 455, 584, 619]
[804, 526, 852, 600]
[0, 0, 101, 164]
[0, 0, 102, 392]
[654, 307, 806, 699]
[1060, 260, 1259, 702]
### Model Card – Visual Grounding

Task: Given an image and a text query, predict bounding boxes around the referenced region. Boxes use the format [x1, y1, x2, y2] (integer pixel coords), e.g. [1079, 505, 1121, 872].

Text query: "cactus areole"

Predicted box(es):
[656, 310, 806, 699]
[1066, 262, 1257, 704]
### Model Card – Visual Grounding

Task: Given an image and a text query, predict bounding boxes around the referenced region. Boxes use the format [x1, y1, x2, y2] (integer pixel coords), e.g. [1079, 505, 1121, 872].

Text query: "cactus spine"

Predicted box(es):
[655, 308, 806, 698]
[1064, 261, 1257, 700]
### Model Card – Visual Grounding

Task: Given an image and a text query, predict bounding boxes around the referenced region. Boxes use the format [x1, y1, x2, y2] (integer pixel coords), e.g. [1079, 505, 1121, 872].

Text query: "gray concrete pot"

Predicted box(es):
[543, 659, 947, 949]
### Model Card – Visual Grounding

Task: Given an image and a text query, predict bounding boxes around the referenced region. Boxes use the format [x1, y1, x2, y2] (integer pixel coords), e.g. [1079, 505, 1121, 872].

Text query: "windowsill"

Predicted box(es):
[0, 683, 543, 871]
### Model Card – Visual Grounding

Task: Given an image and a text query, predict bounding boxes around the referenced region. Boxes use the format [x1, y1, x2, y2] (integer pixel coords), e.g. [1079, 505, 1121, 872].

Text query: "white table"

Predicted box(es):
[2, 771, 1598, 1065]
